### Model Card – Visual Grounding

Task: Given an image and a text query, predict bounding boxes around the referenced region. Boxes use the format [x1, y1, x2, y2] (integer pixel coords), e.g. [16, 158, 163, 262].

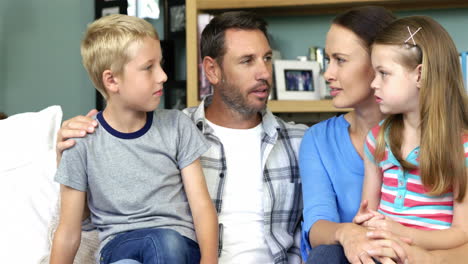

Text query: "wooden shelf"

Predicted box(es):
[196, 0, 468, 12]
[269, 100, 351, 113]
[185, 0, 468, 112]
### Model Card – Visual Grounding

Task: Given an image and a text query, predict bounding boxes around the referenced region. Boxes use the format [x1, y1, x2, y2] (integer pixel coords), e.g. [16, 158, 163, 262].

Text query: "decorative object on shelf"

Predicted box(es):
[165, 0, 185, 38]
[127, 0, 160, 19]
[309, 46, 331, 99]
[197, 13, 214, 100]
[274, 59, 322, 100]
[95, 0, 127, 18]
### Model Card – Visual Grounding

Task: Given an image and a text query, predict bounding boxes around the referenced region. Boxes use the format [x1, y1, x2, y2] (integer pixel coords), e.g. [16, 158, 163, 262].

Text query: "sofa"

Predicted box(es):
[0, 106, 99, 264]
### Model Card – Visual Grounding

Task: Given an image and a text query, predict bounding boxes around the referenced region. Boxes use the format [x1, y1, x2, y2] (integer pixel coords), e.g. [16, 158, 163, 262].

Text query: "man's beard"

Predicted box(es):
[218, 77, 270, 117]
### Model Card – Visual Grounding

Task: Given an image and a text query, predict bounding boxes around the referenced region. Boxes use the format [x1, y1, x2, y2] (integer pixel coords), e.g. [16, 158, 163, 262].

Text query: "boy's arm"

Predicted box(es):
[50, 185, 87, 264]
[181, 159, 218, 264]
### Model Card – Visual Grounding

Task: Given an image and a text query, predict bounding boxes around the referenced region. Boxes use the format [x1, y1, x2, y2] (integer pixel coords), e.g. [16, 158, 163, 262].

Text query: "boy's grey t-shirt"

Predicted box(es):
[55, 109, 209, 245]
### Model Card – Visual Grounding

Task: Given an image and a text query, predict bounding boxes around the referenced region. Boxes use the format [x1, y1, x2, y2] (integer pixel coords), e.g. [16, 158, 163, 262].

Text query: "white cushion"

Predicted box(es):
[0, 106, 62, 264]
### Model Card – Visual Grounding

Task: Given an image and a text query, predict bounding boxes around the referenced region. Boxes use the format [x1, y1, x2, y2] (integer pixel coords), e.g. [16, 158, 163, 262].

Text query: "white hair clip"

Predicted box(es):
[405, 26, 422, 45]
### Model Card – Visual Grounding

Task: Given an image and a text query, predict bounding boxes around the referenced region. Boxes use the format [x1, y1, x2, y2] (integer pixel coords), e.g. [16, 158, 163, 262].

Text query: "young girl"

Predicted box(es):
[355, 15, 468, 252]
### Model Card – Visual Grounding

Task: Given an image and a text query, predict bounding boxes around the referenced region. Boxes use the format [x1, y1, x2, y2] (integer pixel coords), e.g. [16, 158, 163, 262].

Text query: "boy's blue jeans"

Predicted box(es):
[99, 228, 201, 264]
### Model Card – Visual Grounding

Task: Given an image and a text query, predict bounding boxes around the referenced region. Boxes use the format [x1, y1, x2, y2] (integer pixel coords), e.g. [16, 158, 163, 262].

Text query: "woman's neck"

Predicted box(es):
[345, 99, 385, 159]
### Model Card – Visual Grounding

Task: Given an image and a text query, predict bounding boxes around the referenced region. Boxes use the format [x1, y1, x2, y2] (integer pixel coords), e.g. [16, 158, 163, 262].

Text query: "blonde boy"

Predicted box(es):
[50, 14, 218, 264]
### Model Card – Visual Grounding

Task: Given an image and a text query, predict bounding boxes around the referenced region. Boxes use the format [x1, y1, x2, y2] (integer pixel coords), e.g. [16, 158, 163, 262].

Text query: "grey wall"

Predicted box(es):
[1, 0, 95, 120]
[1, 4, 467, 120]
[265, 8, 468, 60]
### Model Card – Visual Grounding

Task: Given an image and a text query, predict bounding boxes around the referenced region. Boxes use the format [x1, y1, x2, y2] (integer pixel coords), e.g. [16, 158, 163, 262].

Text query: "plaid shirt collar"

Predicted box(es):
[190, 95, 282, 139]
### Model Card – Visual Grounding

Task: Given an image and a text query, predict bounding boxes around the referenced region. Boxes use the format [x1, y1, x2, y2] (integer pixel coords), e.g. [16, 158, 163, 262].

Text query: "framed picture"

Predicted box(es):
[274, 60, 321, 100]
[94, 0, 127, 19]
[164, 0, 185, 39]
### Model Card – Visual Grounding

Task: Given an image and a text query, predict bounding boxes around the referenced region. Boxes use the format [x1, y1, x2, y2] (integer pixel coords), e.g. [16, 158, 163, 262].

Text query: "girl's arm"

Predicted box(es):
[353, 155, 385, 225]
[181, 159, 218, 264]
[50, 185, 87, 264]
[361, 154, 383, 211]
[367, 168, 468, 250]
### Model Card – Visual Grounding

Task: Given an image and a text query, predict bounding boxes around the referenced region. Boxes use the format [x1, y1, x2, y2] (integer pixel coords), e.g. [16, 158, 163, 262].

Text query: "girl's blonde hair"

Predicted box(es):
[373, 16, 468, 201]
[81, 14, 159, 99]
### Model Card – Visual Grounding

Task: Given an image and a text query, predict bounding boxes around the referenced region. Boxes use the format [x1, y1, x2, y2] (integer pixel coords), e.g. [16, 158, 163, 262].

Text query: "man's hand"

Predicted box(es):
[56, 109, 98, 164]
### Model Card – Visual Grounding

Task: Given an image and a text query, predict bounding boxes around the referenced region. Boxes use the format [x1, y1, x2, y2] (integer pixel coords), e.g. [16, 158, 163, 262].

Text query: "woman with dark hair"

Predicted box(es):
[299, 6, 397, 263]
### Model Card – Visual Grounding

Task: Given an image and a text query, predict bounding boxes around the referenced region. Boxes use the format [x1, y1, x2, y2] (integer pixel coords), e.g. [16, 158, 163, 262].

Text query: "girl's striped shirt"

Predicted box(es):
[364, 124, 468, 230]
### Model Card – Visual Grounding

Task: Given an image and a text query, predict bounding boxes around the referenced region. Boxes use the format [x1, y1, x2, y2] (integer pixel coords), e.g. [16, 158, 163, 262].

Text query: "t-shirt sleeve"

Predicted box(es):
[54, 139, 88, 192]
[364, 124, 381, 165]
[299, 125, 340, 258]
[176, 111, 209, 169]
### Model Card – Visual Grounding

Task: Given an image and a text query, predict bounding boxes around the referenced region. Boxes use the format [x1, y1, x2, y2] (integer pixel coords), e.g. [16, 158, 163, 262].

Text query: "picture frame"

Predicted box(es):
[274, 60, 321, 100]
[165, 0, 186, 39]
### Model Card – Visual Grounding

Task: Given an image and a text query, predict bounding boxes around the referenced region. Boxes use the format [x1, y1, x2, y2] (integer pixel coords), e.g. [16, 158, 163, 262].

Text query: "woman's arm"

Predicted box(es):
[181, 159, 218, 264]
[300, 128, 384, 263]
[50, 185, 87, 264]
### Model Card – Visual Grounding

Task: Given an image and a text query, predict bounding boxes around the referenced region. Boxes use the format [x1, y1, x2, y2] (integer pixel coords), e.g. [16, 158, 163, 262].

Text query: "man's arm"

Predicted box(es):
[181, 159, 218, 264]
[50, 185, 87, 264]
[56, 109, 98, 164]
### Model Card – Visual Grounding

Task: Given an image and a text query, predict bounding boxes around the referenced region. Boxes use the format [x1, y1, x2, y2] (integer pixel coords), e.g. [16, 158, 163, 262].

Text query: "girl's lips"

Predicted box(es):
[375, 96, 383, 103]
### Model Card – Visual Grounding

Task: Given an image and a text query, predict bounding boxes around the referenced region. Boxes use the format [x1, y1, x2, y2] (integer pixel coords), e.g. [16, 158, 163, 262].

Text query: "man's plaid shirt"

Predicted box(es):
[183, 96, 307, 264]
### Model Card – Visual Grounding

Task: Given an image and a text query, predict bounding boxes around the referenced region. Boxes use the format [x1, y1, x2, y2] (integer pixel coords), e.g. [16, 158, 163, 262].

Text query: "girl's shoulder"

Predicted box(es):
[368, 120, 386, 139]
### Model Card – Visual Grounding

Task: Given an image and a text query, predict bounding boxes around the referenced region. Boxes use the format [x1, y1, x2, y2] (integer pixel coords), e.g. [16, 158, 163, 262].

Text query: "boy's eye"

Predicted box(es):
[145, 64, 153, 70]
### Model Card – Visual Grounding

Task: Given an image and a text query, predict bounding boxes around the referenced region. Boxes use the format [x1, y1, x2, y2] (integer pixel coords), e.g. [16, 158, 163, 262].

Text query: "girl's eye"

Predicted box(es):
[380, 71, 388, 77]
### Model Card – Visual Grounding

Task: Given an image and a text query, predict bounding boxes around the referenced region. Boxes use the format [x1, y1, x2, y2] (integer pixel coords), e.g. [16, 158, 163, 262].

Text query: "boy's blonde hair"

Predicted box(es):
[373, 16, 468, 201]
[81, 14, 159, 99]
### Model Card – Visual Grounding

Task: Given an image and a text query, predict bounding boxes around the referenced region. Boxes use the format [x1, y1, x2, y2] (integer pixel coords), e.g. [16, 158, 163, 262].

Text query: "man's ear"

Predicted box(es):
[415, 64, 422, 89]
[203, 56, 221, 85]
[102, 69, 120, 93]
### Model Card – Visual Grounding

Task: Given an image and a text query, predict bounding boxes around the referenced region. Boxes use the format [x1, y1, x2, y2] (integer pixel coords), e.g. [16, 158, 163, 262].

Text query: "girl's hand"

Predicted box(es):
[366, 230, 439, 264]
[365, 216, 407, 236]
[353, 200, 385, 226]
